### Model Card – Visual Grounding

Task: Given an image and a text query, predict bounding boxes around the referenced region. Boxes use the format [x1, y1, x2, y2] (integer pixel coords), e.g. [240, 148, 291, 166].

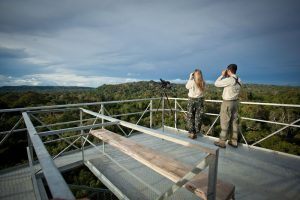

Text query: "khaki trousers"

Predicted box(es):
[220, 100, 239, 141]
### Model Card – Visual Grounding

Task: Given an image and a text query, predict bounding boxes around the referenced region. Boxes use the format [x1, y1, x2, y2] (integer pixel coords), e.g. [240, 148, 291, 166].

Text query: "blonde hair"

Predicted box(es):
[194, 69, 205, 91]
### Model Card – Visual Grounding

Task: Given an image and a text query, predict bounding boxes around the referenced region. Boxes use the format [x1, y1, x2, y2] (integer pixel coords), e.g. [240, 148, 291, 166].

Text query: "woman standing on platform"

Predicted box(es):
[185, 69, 205, 139]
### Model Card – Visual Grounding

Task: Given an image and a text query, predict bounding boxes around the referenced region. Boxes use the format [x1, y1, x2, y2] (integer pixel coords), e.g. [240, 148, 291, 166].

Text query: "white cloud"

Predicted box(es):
[0, 74, 142, 87]
[0, 74, 203, 87]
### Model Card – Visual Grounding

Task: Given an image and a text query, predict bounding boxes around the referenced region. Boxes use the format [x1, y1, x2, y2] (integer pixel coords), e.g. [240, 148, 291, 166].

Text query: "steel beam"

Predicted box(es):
[22, 112, 75, 200]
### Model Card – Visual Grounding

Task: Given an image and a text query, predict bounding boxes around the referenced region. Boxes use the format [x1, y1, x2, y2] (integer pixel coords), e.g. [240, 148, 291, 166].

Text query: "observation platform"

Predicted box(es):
[1, 126, 299, 200]
[0, 98, 299, 200]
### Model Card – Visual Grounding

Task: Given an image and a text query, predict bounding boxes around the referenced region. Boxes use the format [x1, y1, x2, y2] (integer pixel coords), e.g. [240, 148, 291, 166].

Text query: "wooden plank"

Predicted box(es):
[91, 129, 235, 200]
[91, 129, 191, 182]
[186, 173, 235, 200]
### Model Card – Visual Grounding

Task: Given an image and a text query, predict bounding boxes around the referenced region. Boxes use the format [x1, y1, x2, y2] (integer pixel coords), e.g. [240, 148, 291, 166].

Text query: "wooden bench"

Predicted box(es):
[91, 129, 235, 200]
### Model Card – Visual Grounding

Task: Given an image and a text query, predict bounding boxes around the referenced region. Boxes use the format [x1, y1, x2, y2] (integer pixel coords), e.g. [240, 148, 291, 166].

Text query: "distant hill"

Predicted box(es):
[0, 82, 299, 104]
[95, 81, 300, 104]
[0, 85, 95, 93]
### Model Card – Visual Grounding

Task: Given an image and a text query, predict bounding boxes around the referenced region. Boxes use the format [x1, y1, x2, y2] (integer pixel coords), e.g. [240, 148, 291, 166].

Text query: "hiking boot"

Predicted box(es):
[188, 133, 197, 139]
[191, 133, 197, 139]
[228, 140, 238, 148]
[214, 140, 226, 148]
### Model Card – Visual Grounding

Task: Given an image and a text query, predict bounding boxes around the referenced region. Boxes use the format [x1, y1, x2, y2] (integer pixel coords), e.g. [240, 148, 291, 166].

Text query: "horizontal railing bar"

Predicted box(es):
[0, 98, 160, 113]
[28, 108, 79, 114]
[43, 134, 86, 144]
[38, 122, 119, 137]
[111, 111, 149, 117]
[38, 117, 97, 127]
[2, 111, 299, 137]
[0, 112, 153, 136]
[0, 118, 97, 135]
[154, 109, 220, 117]
[2, 97, 299, 114]
[0, 128, 26, 135]
[169, 98, 300, 108]
[164, 109, 300, 127]
[240, 101, 300, 108]
[241, 117, 300, 128]
[22, 112, 75, 200]
[81, 108, 218, 155]
[0, 110, 171, 135]
[169, 98, 223, 103]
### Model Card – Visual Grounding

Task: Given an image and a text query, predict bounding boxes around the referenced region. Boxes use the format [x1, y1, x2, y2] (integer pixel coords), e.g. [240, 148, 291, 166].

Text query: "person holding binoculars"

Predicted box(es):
[214, 64, 242, 148]
[185, 69, 205, 139]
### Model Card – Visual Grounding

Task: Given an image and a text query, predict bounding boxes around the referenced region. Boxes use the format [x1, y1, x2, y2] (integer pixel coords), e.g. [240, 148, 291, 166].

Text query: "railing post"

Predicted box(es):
[80, 109, 84, 161]
[101, 104, 104, 129]
[162, 97, 165, 132]
[207, 149, 219, 200]
[174, 99, 177, 129]
[150, 100, 153, 128]
[100, 104, 106, 151]
[26, 146, 42, 200]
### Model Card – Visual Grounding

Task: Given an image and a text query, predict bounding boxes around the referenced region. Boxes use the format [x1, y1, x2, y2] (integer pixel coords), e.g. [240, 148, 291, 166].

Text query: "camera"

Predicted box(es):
[160, 78, 172, 89]
[157, 78, 174, 114]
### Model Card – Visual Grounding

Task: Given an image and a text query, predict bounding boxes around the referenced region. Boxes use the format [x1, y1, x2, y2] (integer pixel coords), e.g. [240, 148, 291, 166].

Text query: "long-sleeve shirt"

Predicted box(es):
[186, 73, 204, 98]
[214, 74, 241, 100]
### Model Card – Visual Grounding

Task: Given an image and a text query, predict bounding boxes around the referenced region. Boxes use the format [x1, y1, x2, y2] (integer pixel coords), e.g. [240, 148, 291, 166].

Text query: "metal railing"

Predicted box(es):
[0, 98, 158, 200]
[23, 112, 75, 200]
[2, 97, 299, 148]
[0, 97, 299, 199]
[1, 97, 299, 164]
[167, 98, 300, 149]
[80, 108, 219, 200]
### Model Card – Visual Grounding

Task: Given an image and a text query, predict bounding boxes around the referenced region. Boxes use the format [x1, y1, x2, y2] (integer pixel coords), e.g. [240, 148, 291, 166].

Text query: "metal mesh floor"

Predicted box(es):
[0, 166, 36, 200]
[86, 127, 300, 200]
[1, 127, 299, 200]
[86, 145, 200, 200]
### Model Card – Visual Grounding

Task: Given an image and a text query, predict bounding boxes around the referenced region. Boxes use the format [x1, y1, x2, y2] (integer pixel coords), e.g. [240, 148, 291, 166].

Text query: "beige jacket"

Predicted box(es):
[214, 74, 241, 100]
[186, 73, 204, 98]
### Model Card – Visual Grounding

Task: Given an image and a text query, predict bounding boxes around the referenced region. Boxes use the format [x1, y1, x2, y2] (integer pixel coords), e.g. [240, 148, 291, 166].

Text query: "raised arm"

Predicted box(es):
[214, 70, 236, 87]
[214, 75, 235, 87]
[185, 73, 194, 89]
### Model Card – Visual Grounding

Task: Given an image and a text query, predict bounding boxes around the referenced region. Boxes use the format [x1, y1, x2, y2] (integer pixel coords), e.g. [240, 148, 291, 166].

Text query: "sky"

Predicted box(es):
[0, 0, 300, 87]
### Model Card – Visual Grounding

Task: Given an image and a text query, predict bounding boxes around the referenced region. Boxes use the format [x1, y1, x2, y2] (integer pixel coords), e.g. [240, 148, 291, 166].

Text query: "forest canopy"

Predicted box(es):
[0, 81, 299, 171]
